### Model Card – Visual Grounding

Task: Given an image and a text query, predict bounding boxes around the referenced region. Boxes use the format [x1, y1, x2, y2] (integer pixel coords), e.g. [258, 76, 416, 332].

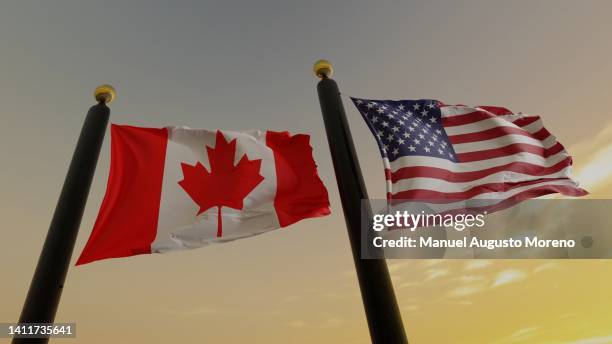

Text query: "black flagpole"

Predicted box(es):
[313, 60, 408, 344]
[13, 85, 115, 344]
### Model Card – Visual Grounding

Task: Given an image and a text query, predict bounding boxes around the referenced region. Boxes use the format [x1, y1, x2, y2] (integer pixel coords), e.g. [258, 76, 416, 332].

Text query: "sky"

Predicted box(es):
[1, 0, 612, 343]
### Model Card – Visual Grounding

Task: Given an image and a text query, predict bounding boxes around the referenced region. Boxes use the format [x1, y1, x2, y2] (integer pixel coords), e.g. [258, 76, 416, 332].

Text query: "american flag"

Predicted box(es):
[350, 97, 587, 212]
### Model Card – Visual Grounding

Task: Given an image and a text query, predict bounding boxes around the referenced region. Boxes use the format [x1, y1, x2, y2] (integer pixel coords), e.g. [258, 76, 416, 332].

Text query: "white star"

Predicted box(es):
[403, 132, 410, 138]
[426, 123, 432, 128]
[367, 102, 375, 108]
[383, 144, 388, 151]
[418, 133, 425, 139]
[448, 152, 454, 158]
[397, 138, 405, 145]
[408, 126, 416, 132]
[438, 148, 444, 154]
[398, 105, 405, 110]
[407, 111, 413, 117]
[381, 105, 388, 110]
[421, 110, 428, 117]
[413, 104, 420, 110]
[408, 145, 416, 152]
[371, 117, 378, 123]
[398, 120, 405, 125]
[422, 127, 429, 133]
[413, 138, 421, 145]
[386, 113, 395, 119]
[429, 117, 437, 123]
[432, 136, 438, 142]
[391, 126, 399, 132]
[428, 103, 435, 109]
[356, 99, 363, 105]
[428, 141, 435, 146]
[376, 130, 383, 137]
[435, 129, 442, 135]
[424, 147, 431, 153]
[377, 108, 385, 114]
[392, 148, 399, 156]
[387, 134, 394, 141]
[381, 121, 389, 127]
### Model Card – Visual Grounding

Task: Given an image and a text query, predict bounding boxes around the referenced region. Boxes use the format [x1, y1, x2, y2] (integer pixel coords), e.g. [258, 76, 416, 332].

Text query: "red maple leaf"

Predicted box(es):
[178, 130, 265, 237]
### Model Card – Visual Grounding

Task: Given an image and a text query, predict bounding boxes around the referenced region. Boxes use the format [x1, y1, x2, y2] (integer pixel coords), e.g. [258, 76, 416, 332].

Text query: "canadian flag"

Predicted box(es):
[77, 125, 331, 265]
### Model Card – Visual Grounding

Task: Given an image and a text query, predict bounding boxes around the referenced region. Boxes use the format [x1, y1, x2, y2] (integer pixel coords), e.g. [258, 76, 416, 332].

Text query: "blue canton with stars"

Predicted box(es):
[350, 98, 458, 163]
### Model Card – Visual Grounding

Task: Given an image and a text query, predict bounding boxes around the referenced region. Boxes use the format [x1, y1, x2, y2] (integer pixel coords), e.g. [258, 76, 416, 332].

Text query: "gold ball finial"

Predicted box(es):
[313, 59, 333, 79]
[94, 84, 116, 104]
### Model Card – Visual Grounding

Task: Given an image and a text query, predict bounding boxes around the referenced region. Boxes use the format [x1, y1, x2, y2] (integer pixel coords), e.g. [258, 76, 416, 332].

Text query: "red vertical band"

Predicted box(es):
[76, 125, 168, 265]
[266, 131, 331, 227]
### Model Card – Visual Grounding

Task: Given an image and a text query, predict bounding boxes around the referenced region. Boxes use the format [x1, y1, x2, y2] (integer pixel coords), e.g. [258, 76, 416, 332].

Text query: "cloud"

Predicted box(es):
[399, 281, 417, 289]
[402, 304, 420, 312]
[321, 317, 342, 327]
[287, 320, 308, 328]
[495, 326, 541, 343]
[533, 262, 559, 273]
[159, 306, 282, 317]
[281, 295, 301, 303]
[424, 268, 449, 281]
[492, 269, 527, 287]
[391, 274, 403, 283]
[490, 326, 541, 344]
[420, 259, 444, 268]
[387, 261, 411, 272]
[568, 335, 612, 344]
[464, 260, 493, 270]
[454, 275, 486, 283]
[448, 284, 485, 297]
[572, 124, 612, 194]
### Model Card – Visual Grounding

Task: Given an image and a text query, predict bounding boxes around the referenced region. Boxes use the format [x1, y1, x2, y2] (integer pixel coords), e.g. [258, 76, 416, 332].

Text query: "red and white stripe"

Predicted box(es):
[77, 125, 330, 265]
[385, 105, 587, 211]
